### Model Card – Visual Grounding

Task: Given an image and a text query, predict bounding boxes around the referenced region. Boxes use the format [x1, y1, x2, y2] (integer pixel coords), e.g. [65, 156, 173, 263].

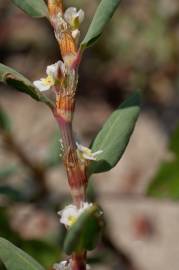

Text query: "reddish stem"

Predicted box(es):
[71, 49, 83, 71]
[54, 112, 87, 207]
[48, 1, 88, 268]
[71, 253, 86, 270]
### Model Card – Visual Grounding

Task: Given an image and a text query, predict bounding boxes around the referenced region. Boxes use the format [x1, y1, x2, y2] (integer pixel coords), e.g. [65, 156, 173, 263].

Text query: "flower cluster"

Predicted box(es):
[54, 5, 84, 47]
[76, 142, 103, 163]
[33, 6, 85, 92]
[64, 7, 84, 42]
[58, 202, 93, 227]
[33, 61, 65, 92]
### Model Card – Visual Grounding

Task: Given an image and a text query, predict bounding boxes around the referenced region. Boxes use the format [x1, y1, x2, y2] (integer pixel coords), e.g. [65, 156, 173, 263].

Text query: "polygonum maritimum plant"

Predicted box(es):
[0, 0, 141, 270]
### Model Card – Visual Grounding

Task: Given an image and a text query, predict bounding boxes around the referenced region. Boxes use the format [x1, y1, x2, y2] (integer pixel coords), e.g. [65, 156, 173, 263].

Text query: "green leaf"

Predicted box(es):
[88, 92, 141, 175]
[86, 179, 96, 202]
[10, 0, 48, 18]
[146, 125, 179, 200]
[81, 0, 121, 48]
[0, 106, 11, 132]
[64, 205, 104, 255]
[0, 237, 45, 270]
[22, 240, 60, 269]
[0, 64, 54, 109]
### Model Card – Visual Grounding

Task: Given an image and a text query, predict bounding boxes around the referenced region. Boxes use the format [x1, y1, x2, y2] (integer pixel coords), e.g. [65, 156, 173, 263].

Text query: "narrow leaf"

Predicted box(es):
[0, 237, 45, 270]
[11, 0, 48, 18]
[21, 240, 60, 269]
[0, 64, 54, 109]
[81, 0, 121, 48]
[88, 92, 141, 175]
[64, 205, 104, 255]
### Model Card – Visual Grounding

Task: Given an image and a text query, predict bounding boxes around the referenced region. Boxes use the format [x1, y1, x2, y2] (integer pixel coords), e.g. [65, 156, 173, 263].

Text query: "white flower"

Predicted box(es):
[47, 61, 65, 78]
[76, 142, 103, 162]
[58, 202, 93, 227]
[59, 204, 78, 226]
[53, 260, 70, 270]
[33, 61, 65, 92]
[64, 7, 85, 29]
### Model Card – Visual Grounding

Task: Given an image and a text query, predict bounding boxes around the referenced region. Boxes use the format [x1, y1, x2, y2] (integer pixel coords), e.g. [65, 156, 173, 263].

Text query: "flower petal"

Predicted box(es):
[76, 142, 85, 152]
[33, 80, 50, 91]
[58, 203, 93, 226]
[64, 7, 77, 25]
[93, 150, 103, 156]
[83, 153, 96, 160]
[76, 142, 103, 161]
[58, 204, 78, 226]
[46, 61, 64, 78]
[77, 9, 85, 24]
[64, 7, 84, 28]
[72, 29, 80, 40]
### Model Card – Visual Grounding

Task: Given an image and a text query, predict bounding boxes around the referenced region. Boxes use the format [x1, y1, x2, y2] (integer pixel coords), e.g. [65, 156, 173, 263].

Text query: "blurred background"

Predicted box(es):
[0, 0, 179, 269]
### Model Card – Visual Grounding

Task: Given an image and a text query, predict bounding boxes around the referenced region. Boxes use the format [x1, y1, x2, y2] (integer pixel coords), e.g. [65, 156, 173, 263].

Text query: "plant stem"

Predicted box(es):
[71, 253, 86, 270]
[54, 112, 87, 207]
[48, 1, 88, 268]
[54, 95, 87, 270]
